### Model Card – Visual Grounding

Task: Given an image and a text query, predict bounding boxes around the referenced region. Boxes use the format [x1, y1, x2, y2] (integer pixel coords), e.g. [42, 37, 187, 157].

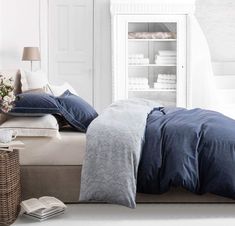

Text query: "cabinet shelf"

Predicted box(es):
[128, 39, 176, 42]
[128, 64, 176, 67]
[129, 89, 176, 92]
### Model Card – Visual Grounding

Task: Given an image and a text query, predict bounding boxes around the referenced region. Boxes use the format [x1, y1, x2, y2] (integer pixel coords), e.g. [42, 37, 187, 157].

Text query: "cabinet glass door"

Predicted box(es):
[128, 22, 177, 106]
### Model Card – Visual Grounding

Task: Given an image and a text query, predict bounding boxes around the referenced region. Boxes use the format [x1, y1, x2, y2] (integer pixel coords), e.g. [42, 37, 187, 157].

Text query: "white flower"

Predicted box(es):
[0, 76, 15, 112]
[3, 96, 10, 102]
[4, 81, 12, 87]
[8, 91, 14, 98]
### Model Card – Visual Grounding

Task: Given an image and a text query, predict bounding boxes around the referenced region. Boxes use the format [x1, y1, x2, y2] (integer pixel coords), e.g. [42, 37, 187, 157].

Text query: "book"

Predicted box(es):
[21, 196, 67, 221]
[0, 141, 25, 152]
[23, 209, 65, 222]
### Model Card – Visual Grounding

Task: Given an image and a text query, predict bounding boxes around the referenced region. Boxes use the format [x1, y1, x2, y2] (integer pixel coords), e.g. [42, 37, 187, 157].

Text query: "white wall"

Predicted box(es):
[0, 0, 235, 111]
[195, 0, 235, 61]
[93, 0, 112, 112]
[0, 0, 40, 70]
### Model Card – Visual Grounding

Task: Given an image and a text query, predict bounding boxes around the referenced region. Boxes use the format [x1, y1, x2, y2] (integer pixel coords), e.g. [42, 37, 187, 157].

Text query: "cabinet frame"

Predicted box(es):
[112, 14, 187, 107]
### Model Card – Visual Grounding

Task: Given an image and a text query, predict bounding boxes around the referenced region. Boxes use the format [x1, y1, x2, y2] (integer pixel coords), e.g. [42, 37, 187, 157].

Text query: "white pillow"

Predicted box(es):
[20, 69, 48, 92]
[47, 82, 78, 96]
[0, 115, 60, 138]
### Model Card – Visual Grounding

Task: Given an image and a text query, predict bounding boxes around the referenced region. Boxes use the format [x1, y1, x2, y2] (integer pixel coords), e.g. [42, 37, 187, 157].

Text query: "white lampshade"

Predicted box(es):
[22, 47, 41, 61]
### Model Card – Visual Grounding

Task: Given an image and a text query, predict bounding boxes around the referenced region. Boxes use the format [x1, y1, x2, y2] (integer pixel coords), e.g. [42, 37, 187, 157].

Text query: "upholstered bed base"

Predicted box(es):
[20, 165, 235, 204]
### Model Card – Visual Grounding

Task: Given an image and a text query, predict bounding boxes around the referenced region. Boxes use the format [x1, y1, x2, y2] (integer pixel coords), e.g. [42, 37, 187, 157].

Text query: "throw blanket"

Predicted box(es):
[79, 99, 158, 208]
[137, 108, 235, 200]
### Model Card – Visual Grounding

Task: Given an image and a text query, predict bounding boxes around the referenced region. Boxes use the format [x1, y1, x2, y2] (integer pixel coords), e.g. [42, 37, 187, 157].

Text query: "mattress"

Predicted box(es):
[19, 131, 86, 165]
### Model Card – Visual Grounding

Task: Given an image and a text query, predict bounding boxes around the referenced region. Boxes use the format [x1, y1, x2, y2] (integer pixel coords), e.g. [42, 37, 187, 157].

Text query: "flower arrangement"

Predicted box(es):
[0, 75, 15, 113]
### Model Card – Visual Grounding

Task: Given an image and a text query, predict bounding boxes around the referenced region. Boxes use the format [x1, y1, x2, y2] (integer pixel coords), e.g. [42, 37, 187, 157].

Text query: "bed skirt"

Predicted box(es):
[21, 165, 235, 204]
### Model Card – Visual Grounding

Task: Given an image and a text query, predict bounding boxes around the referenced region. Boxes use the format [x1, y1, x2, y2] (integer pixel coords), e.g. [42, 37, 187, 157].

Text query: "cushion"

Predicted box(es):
[9, 92, 59, 116]
[47, 82, 78, 96]
[7, 90, 97, 132]
[20, 69, 48, 92]
[56, 90, 98, 132]
[0, 115, 59, 137]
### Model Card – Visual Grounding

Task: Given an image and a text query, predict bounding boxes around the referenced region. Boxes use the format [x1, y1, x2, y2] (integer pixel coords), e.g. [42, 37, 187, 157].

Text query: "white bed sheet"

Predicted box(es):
[19, 132, 86, 165]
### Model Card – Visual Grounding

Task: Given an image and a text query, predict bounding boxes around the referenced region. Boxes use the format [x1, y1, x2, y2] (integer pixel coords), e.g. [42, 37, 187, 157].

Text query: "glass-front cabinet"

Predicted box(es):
[111, 13, 187, 107]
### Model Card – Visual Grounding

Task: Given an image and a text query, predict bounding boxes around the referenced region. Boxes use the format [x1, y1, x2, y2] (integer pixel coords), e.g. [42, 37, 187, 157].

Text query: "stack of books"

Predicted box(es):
[21, 196, 67, 221]
[0, 141, 25, 151]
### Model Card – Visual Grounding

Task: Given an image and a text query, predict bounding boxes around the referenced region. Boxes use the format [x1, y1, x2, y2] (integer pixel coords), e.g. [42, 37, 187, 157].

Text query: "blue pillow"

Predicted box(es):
[9, 92, 59, 116]
[56, 90, 98, 132]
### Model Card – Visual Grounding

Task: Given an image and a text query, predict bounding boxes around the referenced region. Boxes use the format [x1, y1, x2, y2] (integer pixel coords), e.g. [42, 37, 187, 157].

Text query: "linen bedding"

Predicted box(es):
[80, 100, 235, 208]
[80, 99, 157, 208]
[137, 107, 235, 197]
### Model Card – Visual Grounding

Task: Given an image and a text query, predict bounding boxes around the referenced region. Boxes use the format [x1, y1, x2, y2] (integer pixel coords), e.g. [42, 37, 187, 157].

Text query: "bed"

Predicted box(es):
[79, 99, 235, 208]
[2, 70, 235, 207]
[19, 132, 235, 204]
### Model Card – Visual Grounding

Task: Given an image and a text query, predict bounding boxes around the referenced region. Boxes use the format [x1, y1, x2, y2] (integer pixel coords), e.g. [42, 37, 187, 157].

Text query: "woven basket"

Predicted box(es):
[0, 150, 21, 226]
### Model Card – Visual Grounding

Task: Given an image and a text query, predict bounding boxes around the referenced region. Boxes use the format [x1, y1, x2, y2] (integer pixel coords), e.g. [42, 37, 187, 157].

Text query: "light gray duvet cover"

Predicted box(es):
[79, 99, 157, 208]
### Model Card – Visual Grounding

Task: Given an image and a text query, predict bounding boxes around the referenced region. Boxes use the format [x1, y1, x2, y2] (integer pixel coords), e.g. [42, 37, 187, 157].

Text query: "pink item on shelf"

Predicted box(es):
[128, 32, 176, 39]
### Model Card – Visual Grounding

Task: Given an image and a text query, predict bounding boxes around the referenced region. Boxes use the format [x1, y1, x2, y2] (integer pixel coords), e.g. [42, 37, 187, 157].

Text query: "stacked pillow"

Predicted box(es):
[8, 90, 98, 132]
[20, 69, 78, 96]
[0, 115, 59, 138]
[47, 82, 78, 96]
[10, 92, 59, 116]
[0, 70, 98, 134]
[20, 69, 48, 93]
[56, 90, 97, 132]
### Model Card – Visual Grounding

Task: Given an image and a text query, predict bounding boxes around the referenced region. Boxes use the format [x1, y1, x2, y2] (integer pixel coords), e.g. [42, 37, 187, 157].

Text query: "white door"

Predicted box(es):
[48, 0, 93, 104]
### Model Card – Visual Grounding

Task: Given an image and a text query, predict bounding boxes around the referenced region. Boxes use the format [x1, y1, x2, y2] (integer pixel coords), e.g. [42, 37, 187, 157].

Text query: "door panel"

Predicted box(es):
[48, 0, 93, 104]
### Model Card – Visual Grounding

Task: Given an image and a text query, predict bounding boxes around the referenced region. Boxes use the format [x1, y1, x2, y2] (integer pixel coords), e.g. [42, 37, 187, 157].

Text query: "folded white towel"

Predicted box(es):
[155, 55, 177, 60]
[158, 74, 176, 80]
[158, 50, 176, 56]
[157, 78, 176, 84]
[128, 54, 144, 59]
[129, 58, 149, 65]
[155, 59, 176, 65]
[154, 82, 176, 90]
[129, 84, 149, 90]
[129, 79, 148, 85]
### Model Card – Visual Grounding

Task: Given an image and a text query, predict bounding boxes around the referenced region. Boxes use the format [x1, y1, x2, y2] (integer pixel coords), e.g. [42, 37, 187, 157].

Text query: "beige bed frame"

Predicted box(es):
[21, 165, 235, 204]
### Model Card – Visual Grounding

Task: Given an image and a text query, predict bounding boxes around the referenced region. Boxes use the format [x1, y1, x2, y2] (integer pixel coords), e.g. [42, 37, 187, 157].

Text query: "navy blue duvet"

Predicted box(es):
[137, 108, 235, 199]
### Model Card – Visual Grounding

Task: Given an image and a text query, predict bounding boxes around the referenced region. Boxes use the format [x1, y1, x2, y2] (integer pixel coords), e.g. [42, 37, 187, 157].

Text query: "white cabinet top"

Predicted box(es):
[110, 0, 195, 15]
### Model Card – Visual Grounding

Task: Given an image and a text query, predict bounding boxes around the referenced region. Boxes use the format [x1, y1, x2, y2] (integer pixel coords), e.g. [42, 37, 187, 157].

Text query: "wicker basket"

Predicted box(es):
[0, 150, 21, 226]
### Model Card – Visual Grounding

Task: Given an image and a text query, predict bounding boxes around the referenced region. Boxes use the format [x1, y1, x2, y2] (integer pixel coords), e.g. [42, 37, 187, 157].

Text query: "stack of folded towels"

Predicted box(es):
[128, 54, 149, 65]
[155, 51, 176, 65]
[154, 74, 176, 90]
[129, 77, 149, 90]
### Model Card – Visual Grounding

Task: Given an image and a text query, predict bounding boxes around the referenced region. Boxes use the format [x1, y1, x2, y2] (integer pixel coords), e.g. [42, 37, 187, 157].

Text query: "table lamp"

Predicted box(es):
[22, 47, 41, 71]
